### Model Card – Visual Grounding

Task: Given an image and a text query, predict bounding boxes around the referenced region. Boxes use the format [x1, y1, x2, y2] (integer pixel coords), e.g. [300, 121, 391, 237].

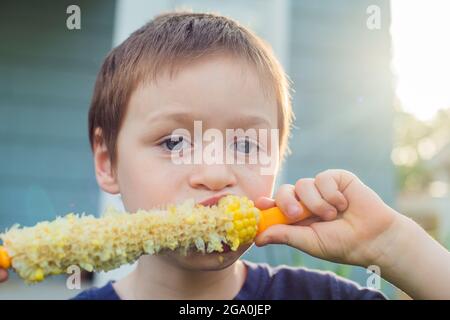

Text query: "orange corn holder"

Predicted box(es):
[256, 203, 312, 235]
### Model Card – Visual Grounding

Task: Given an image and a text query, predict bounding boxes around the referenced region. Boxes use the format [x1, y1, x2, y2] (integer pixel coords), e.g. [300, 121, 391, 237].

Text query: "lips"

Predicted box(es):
[197, 192, 230, 206]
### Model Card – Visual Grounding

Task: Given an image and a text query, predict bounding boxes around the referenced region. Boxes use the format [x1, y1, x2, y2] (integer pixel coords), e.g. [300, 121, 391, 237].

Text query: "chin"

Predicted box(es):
[161, 243, 252, 271]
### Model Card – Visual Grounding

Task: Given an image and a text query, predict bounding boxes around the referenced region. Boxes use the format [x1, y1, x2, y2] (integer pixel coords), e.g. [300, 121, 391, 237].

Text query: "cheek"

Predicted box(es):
[235, 165, 276, 201]
[251, 174, 276, 200]
[116, 149, 187, 212]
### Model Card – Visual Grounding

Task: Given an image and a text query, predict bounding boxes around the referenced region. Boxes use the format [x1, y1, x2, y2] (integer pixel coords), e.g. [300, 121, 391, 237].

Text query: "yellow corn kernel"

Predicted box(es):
[234, 220, 243, 230]
[186, 216, 196, 224]
[233, 211, 243, 220]
[34, 269, 44, 282]
[228, 201, 240, 211]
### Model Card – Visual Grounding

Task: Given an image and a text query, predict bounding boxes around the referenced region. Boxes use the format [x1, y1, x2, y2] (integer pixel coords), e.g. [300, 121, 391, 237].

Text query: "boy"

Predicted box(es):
[1, 12, 449, 299]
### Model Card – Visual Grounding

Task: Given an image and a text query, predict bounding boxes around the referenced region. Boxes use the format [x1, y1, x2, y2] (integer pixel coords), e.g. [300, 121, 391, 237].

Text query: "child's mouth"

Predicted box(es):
[197, 192, 231, 206]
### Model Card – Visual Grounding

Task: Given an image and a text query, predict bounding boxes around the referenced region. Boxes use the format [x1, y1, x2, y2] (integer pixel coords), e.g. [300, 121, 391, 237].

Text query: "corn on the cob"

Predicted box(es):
[0, 195, 260, 283]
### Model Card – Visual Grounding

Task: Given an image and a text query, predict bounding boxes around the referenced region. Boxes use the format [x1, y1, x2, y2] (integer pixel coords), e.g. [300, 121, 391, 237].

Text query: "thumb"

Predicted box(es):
[254, 224, 322, 256]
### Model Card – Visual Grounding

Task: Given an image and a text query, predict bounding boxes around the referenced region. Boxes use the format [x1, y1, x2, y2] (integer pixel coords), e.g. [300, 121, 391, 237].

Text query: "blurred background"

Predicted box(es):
[0, 0, 449, 299]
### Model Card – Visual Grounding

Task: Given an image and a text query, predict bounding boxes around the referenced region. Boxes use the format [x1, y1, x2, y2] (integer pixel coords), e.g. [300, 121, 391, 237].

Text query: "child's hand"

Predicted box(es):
[254, 169, 401, 267]
[255, 169, 450, 299]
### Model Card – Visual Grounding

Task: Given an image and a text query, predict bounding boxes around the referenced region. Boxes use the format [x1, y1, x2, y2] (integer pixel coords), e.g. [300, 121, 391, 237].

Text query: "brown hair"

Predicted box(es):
[88, 11, 293, 168]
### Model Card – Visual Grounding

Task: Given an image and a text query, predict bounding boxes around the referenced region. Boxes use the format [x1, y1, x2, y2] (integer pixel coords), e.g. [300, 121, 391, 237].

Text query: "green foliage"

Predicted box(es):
[393, 108, 450, 192]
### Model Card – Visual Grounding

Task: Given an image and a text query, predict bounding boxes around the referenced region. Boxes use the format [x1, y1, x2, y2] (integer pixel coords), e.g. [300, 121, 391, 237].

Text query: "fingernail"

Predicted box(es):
[287, 204, 301, 218]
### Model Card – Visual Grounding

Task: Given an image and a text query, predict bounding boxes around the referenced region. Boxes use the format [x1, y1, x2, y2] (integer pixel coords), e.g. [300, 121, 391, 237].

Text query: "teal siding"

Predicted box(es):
[245, 0, 395, 298]
[287, 0, 395, 205]
[0, 0, 115, 230]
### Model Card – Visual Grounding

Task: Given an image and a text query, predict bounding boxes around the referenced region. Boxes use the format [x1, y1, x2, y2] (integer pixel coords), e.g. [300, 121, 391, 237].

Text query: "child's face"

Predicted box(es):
[98, 55, 279, 270]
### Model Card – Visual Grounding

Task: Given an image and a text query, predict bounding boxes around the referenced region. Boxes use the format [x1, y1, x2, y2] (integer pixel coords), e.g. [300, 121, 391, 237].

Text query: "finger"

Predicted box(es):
[254, 197, 276, 210]
[292, 215, 322, 226]
[295, 178, 337, 221]
[0, 269, 8, 283]
[254, 224, 324, 258]
[274, 184, 304, 219]
[315, 172, 348, 212]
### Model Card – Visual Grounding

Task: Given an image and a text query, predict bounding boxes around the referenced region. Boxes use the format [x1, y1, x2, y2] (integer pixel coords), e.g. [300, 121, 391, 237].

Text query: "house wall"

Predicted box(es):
[0, 0, 115, 231]
[0, 0, 116, 298]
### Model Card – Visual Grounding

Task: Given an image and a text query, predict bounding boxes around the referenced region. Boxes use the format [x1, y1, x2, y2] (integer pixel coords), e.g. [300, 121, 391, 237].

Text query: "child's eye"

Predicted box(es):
[233, 137, 259, 154]
[159, 136, 192, 152]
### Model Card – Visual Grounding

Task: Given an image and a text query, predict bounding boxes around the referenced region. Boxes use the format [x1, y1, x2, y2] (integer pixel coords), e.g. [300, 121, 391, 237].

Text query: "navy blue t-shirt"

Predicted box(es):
[71, 260, 386, 300]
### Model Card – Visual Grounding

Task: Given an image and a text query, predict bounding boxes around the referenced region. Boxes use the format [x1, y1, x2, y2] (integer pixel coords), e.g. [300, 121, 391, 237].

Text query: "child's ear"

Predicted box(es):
[93, 128, 120, 194]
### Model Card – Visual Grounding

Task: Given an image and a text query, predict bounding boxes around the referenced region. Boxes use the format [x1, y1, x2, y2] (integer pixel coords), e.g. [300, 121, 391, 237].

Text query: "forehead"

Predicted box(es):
[124, 54, 278, 129]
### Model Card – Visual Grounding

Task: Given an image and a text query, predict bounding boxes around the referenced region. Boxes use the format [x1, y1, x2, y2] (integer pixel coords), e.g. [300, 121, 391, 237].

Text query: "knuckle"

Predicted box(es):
[295, 178, 313, 191]
[279, 183, 294, 192]
[314, 201, 332, 213]
[328, 192, 343, 204]
[282, 233, 292, 247]
[275, 184, 295, 206]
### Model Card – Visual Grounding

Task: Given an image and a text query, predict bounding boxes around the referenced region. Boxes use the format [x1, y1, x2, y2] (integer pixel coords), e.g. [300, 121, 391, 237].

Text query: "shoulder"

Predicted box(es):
[70, 281, 121, 300]
[241, 260, 386, 300]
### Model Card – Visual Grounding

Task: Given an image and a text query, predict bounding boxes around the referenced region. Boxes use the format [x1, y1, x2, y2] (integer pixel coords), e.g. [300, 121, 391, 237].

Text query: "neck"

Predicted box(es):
[114, 255, 247, 300]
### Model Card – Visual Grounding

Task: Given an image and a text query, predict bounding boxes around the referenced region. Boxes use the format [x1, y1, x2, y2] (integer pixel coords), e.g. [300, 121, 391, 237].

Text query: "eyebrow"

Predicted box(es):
[145, 110, 196, 127]
[231, 115, 273, 128]
[145, 110, 273, 128]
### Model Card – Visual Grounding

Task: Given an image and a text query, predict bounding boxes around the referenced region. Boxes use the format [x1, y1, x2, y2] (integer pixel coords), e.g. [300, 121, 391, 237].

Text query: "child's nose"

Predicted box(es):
[189, 164, 237, 191]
